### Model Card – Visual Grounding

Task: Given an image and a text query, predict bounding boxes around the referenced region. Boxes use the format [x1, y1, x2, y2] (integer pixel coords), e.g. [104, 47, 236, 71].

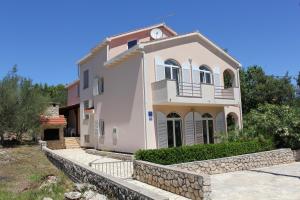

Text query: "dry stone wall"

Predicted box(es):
[172, 149, 295, 175]
[42, 147, 167, 200]
[133, 160, 211, 200]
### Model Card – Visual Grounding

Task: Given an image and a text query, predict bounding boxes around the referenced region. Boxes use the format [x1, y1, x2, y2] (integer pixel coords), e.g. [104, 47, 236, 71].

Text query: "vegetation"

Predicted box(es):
[135, 140, 274, 165]
[0, 145, 73, 200]
[243, 104, 300, 149]
[240, 66, 295, 114]
[0, 67, 67, 145]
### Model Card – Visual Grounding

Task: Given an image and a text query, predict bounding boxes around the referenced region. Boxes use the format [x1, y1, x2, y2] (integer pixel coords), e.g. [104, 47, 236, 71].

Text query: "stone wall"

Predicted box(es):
[42, 147, 167, 200]
[172, 149, 295, 175]
[133, 160, 211, 200]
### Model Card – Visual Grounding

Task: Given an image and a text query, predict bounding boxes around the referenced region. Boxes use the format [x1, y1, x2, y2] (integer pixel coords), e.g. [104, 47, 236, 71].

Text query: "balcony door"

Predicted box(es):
[167, 112, 182, 148]
[202, 113, 214, 144]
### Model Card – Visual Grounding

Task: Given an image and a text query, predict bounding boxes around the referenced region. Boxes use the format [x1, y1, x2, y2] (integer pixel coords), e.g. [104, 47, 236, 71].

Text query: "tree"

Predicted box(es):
[36, 83, 67, 106]
[0, 67, 49, 144]
[240, 66, 295, 114]
[297, 71, 300, 88]
[14, 78, 49, 141]
[0, 67, 19, 144]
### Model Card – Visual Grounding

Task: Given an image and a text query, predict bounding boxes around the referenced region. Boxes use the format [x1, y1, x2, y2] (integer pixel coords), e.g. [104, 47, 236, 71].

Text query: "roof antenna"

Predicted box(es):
[156, 13, 175, 23]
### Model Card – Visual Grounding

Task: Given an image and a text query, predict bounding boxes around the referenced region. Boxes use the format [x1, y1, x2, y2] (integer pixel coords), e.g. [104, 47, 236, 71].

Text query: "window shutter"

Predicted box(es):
[214, 67, 221, 87]
[192, 65, 200, 84]
[182, 62, 191, 83]
[155, 56, 165, 81]
[194, 112, 203, 144]
[215, 111, 226, 143]
[156, 112, 168, 148]
[184, 112, 195, 145]
[93, 78, 99, 96]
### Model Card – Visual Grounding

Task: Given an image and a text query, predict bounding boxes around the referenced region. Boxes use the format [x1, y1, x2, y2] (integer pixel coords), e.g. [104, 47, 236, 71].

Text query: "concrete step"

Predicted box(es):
[64, 137, 80, 149]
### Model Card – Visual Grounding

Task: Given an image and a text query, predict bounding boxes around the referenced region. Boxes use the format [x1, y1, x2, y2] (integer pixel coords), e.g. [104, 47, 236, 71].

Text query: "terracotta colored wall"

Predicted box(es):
[108, 26, 174, 59]
[67, 82, 80, 106]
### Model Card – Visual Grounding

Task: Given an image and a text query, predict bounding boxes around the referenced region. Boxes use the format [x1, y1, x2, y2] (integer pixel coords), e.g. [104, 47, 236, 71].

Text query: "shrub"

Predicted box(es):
[244, 104, 300, 149]
[134, 139, 274, 165]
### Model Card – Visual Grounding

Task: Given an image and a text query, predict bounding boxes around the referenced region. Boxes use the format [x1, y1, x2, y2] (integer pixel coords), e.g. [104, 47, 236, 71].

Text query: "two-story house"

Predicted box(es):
[76, 23, 242, 153]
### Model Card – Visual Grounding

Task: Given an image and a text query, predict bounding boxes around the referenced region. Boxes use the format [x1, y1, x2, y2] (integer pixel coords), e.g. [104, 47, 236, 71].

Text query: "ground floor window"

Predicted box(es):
[167, 112, 182, 148]
[202, 113, 214, 144]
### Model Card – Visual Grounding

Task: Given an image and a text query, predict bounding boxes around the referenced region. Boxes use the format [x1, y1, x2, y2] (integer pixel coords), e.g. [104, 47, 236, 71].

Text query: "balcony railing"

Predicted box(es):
[214, 86, 234, 99]
[177, 82, 201, 97]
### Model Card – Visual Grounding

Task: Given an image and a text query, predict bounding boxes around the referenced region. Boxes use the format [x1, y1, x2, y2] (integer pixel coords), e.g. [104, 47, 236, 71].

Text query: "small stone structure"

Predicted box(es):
[133, 160, 211, 200]
[42, 146, 167, 200]
[40, 104, 66, 149]
[172, 149, 295, 175]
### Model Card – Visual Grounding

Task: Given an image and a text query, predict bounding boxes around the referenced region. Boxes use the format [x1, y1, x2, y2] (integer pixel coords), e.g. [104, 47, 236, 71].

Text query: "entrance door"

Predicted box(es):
[167, 113, 182, 148]
[202, 113, 214, 144]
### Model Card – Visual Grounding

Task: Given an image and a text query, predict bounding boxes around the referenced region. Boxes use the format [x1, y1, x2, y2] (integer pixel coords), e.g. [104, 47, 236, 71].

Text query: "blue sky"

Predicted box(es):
[0, 0, 299, 85]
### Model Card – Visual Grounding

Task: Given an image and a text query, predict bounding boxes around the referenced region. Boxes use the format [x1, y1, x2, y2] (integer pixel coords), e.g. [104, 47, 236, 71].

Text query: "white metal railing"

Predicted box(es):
[177, 82, 202, 97]
[214, 86, 234, 99]
[89, 160, 133, 179]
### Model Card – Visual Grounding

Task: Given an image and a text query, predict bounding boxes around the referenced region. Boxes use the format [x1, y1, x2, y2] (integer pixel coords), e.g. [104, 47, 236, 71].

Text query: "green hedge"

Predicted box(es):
[135, 140, 275, 165]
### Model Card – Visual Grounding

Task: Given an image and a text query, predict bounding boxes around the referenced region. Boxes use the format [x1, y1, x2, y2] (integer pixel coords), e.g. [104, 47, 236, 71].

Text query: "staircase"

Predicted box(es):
[64, 137, 81, 149]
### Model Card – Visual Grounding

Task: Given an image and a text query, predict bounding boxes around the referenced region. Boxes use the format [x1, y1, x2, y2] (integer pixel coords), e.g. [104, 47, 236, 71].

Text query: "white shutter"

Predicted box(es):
[155, 56, 165, 81]
[194, 112, 203, 144]
[214, 67, 221, 87]
[94, 119, 99, 135]
[192, 65, 200, 84]
[182, 62, 191, 83]
[184, 112, 195, 145]
[216, 112, 226, 143]
[156, 112, 168, 148]
[93, 78, 99, 96]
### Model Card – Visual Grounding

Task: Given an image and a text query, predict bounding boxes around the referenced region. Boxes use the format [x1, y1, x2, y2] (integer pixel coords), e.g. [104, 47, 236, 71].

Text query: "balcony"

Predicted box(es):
[151, 79, 240, 105]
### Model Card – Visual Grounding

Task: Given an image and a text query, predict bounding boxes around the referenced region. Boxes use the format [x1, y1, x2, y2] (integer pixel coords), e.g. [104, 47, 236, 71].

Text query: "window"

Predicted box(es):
[83, 70, 89, 89]
[127, 40, 137, 49]
[199, 65, 212, 84]
[83, 100, 90, 120]
[84, 135, 90, 143]
[164, 59, 180, 80]
[100, 119, 105, 136]
[93, 77, 104, 96]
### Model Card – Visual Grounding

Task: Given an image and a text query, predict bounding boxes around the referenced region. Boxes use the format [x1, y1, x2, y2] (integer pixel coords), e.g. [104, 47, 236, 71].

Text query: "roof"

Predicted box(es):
[40, 115, 67, 126]
[77, 23, 177, 65]
[66, 79, 79, 88]
[105, 32, 241, 68]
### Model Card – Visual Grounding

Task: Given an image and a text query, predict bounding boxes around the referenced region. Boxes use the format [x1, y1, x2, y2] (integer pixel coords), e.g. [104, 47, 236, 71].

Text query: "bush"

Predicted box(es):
[244, 104, 300, 149]
[134, 139, 274, 165]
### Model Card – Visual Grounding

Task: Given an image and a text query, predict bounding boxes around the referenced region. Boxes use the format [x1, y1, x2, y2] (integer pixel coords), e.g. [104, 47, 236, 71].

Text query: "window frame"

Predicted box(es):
[127, 39, 138, 49]
[199, 66, 213, 84]
[83, 70, 89, 89]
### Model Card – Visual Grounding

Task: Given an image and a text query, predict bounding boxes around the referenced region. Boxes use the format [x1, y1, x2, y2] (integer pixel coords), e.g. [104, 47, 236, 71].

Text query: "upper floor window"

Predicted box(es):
[164, 59, 180, 80]
[199, 65, 212, 84]
[223, 69, 235, 88]
[93, 77, 104, 96]
[83, 70, 89, 89]
[127, 40, 137, 49]
[77, 84, 80, 97]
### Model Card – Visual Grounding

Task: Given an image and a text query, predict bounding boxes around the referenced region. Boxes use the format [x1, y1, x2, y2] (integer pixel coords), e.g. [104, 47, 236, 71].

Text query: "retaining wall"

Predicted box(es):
[133, 160, 211, 200]
[43, 147, 167, 200]
[172, 148, 295, 175]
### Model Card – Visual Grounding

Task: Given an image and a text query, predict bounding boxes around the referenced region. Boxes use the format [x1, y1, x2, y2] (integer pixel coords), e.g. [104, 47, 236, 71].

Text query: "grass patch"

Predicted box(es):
[0, 145, 73, 200]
